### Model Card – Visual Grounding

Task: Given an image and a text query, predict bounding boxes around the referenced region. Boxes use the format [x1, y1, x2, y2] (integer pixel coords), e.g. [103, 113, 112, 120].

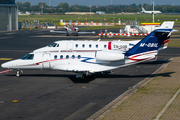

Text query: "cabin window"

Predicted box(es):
[60, 55, 63, 59]
[96, 45, 98, 48]
[78, 55, 81, 59]
[66, 55, 69, 59]
[75, 44, 78, 48]
[21, 54, 34, 60]
[89, 44, 92, 48]
[104, 45, 107, 48]
[57, 44, 59, 47]
[72, 55, 75, 59]
[54, 55, 57, 59]
[82, 44, 85, 48]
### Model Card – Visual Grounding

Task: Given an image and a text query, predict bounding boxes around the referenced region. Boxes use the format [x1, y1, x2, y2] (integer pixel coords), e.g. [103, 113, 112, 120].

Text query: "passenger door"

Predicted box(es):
[42, 53, 51, 68]
[67, 42, 73, 52]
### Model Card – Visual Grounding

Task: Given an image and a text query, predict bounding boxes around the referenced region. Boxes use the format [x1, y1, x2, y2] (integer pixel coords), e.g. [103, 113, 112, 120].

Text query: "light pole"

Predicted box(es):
[90, 5, 91, 12]
[152, 1, 154, 23]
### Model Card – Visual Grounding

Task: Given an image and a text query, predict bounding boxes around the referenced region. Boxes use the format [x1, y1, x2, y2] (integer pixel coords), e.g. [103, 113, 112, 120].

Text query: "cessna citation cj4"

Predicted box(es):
[50, 24, 95, 36]
[1, 21, 174, 79]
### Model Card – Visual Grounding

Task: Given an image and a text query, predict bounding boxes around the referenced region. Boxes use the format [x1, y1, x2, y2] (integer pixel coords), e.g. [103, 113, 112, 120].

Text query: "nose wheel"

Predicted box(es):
[16, 71, 20, 77]
[16, 70, 23, 77]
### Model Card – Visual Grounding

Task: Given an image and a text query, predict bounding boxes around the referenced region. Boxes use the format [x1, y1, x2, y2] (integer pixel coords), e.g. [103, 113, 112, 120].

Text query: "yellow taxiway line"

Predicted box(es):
[0, 58, 12, 60]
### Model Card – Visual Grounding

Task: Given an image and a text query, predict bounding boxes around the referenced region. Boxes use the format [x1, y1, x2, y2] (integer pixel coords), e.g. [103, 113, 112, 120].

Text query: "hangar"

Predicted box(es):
[0, 0, 18, 31]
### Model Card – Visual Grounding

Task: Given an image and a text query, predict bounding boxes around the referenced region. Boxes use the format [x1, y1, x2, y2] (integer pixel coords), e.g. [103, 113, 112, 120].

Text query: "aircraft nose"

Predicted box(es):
[1, 61, 11, 68]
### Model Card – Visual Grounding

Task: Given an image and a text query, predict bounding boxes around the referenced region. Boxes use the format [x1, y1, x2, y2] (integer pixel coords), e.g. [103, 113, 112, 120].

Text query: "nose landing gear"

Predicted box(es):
[16, 70, 23, 77]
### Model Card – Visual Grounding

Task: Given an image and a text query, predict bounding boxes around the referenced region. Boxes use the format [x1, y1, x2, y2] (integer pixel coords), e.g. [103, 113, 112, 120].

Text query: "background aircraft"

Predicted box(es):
[50, 24, 96, 36]
[141, 7, 161, 14]
[1, 22, 174, 79]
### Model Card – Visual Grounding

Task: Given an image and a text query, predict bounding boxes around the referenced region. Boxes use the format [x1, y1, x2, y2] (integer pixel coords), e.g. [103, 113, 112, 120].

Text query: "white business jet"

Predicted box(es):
[1, 21, 174, 79]
[141, 7, 161, 14]
[50, 24, 95, 36]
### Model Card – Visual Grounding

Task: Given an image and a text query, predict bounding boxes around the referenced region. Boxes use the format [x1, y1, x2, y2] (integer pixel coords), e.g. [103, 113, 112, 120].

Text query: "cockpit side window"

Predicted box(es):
[53, 43, 57, 47]
[21, 54, 34, 60]
[48, 42, 55, 47]
[48, 42, 58, 47]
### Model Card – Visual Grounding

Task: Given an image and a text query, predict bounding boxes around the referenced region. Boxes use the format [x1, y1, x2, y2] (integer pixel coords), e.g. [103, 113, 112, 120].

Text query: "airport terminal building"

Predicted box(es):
[0, 0, 18, 31]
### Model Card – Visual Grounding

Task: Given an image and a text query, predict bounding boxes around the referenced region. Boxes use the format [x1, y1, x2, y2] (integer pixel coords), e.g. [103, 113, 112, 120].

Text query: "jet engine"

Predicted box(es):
[95, 51, 125, 62]
[74, 27, 79, 32]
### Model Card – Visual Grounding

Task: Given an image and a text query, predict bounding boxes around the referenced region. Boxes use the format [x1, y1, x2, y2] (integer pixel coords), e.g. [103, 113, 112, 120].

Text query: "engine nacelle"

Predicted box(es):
[74, 27, 79, 31]
[95, 51, 125, 62]
[108, 41, 130, 51]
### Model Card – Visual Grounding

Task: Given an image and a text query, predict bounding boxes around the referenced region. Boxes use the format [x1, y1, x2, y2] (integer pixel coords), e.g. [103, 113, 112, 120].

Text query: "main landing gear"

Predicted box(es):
[76, 72, 92, 80]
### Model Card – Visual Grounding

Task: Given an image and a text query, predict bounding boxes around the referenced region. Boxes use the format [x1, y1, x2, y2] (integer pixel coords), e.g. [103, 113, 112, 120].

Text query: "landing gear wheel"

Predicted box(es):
[82, 74, 86, 80]
[76, 73, 88, 80]
[16, 71, 20, 77]
[77, 76, 86, 80]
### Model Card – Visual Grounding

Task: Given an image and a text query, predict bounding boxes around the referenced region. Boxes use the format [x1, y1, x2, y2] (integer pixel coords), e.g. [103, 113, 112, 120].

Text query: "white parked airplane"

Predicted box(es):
[1, 21, 174, 79]
[141, 7, 161, 14]
[50, 24, 95, 36]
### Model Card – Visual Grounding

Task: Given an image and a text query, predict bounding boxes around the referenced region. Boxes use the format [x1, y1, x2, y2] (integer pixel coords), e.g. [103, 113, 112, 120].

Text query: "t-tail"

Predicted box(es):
[125, 21, 174, 59]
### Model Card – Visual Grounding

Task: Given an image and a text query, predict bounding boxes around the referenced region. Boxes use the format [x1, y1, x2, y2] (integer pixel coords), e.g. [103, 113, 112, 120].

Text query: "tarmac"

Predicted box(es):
[88, 57, 180, 120]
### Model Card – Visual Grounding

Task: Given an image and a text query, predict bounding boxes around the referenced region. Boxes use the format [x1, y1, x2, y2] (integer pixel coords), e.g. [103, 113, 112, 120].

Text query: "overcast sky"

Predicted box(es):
[16, 0, 179, 6]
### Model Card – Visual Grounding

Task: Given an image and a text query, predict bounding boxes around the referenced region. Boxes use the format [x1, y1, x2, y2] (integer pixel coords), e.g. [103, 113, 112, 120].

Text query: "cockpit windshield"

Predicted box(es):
[21, 54, 34, 60]
[48, 42, 59, 47]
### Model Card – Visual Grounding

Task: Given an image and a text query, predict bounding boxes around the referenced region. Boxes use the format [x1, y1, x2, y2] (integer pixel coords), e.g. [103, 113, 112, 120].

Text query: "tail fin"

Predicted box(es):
[125, 21, 174, 57]
[142, 7, 146, 12]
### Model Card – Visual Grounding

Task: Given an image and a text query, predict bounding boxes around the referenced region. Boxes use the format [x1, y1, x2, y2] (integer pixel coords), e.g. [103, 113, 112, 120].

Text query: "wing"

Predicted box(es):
[50, 30, 68, 33]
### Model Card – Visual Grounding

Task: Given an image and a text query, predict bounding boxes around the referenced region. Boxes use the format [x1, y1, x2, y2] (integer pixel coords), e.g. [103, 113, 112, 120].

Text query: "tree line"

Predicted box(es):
[16, 2, 180, 13]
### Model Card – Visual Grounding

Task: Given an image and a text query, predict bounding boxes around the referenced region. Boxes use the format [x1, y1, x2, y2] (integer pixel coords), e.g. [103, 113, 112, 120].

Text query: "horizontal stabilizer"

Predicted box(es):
[159, 21, 174, 29]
